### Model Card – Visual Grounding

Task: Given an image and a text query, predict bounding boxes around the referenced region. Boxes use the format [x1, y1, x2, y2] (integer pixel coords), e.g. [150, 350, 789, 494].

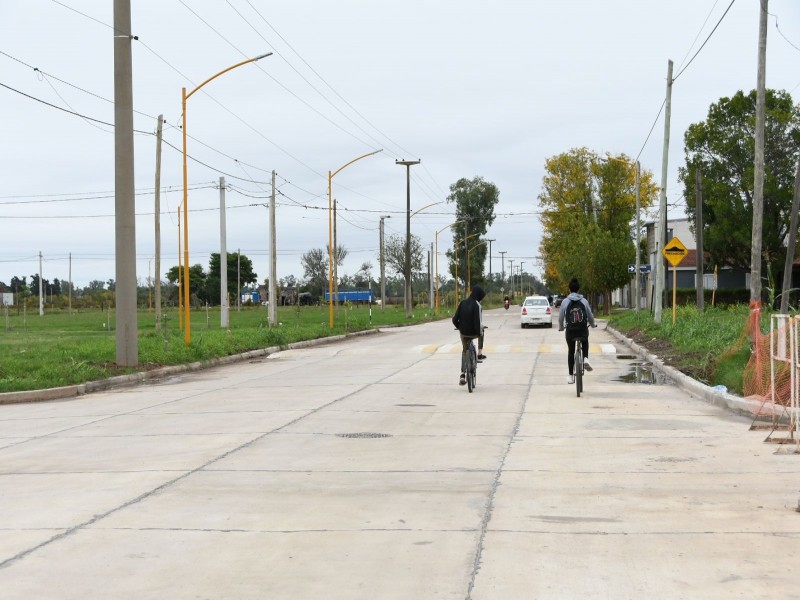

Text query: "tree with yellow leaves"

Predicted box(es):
[539, 148, 658, 314]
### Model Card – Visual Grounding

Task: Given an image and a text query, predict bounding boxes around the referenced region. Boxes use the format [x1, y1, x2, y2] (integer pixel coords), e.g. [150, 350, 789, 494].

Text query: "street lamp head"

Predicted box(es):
[254, 52, 273, 61]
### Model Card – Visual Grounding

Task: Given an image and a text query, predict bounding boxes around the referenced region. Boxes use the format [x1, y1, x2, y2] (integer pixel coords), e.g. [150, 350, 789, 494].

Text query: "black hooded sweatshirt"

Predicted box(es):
[452, 285, 485, 337]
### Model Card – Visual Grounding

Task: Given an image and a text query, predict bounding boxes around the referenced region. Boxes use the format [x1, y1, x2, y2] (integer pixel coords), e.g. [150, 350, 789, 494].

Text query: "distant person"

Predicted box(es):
[452, 285, 485, 385]
[558, 278, 596, 384]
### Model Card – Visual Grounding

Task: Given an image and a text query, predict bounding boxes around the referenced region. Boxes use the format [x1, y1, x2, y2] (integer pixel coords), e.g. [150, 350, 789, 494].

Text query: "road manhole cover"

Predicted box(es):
[336, 432, 392, 439]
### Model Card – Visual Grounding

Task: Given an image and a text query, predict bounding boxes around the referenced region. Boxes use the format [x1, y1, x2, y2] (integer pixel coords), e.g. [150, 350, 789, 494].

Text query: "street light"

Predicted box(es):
[328, 149, 383, 328]
[181, 52, 272, 346]
[396, 159, 421, 318]
[434, 220, 463, 314]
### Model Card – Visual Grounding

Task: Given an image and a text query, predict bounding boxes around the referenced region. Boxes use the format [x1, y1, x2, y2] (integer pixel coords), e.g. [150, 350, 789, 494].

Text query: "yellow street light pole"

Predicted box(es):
[328, 149, 383, 328]
[410, 201, 445, 219]
[181, 52, 271, 346]
[434, 220, 461, 314]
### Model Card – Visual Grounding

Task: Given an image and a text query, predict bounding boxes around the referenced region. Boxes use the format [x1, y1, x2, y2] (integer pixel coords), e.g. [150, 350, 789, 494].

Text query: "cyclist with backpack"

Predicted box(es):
[558, 278, 596, 384]
[452, 285, 485, 385]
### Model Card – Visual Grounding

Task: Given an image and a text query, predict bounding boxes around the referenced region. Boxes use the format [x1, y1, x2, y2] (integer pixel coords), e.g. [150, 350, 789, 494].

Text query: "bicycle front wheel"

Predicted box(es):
[575, 347, 583, 397]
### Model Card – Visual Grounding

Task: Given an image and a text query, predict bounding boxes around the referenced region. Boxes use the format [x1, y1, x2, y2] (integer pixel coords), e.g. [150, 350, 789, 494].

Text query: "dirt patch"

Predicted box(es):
[623, 330, 714, 384]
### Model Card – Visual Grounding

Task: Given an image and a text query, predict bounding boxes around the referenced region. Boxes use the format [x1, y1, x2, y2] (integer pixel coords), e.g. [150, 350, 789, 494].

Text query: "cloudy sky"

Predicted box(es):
[1, 1, 798, 291]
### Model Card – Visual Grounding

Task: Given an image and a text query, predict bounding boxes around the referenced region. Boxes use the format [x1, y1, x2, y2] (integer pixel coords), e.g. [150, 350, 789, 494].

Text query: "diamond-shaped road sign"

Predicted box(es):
[662, 236, 688, 267]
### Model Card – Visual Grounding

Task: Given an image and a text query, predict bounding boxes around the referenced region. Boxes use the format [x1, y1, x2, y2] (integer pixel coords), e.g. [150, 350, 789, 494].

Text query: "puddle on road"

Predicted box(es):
[614, 360, 671, 385]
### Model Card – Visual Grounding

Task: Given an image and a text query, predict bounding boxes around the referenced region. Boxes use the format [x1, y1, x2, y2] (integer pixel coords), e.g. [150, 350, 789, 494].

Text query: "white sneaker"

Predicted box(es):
[583, 359, 593, 372]
[567, 375, 575, 384]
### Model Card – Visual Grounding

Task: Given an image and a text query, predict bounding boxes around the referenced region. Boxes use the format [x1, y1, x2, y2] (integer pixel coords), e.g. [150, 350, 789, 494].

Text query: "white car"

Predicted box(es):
[520, 295, 553, 328]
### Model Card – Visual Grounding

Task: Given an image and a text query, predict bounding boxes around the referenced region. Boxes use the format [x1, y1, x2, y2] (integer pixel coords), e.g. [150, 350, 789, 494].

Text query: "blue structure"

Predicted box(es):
[324, 289, 375, 303]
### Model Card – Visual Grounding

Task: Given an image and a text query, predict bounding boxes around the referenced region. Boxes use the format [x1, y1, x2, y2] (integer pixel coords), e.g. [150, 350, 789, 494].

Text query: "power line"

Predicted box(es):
[673, 0, 737, 82]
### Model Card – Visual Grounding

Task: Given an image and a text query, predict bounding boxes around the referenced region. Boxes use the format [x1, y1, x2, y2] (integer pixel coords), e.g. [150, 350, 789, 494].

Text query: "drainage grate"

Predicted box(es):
[336, 432, 392, 439]
[616, 354, 637, 360]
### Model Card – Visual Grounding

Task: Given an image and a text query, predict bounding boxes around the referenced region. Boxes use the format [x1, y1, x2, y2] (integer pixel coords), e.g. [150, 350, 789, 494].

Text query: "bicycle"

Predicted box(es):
[458, 326, 487, 393]
[574, 335, 586, 397]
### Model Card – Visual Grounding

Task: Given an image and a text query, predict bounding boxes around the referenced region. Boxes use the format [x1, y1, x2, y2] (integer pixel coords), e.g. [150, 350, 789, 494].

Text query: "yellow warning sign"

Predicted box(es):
[662, 236, 688, 267]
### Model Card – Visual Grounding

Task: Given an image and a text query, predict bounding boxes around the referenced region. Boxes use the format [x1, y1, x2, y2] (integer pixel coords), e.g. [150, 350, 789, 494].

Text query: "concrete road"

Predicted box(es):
[0, 309, 798, 599]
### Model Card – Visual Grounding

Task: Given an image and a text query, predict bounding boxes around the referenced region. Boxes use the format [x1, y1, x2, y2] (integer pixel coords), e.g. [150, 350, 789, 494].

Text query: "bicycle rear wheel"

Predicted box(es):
[467, 343, 476, 393]
[575, 346, 583, 397]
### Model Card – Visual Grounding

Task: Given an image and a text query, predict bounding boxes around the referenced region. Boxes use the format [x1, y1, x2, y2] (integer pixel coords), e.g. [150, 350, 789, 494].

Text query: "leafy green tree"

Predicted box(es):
[301, 248, 329, 298]
[204, 252, 257, 305]
[445, 176, 500, 287]
[166, 264, 207, 306]
[538, 148, 657, 312]
[679, 89, 800, 284]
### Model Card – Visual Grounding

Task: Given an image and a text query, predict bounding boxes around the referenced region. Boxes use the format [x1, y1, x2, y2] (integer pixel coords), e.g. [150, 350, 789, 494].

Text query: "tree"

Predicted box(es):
[383, 234, 423, 278]
[538, 148, 658, 313]
[204, 252, 257, 305]
[165, 264, 207, 306]
[352, 262, 373, 289]
[445, 176, 500, 287]
[679, 89, 800, 287]
[301, 248, 329, 298]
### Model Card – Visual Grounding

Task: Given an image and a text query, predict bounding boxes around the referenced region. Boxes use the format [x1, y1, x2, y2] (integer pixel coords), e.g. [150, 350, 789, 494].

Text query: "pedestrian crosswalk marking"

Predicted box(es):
[412, 343, 616, 355]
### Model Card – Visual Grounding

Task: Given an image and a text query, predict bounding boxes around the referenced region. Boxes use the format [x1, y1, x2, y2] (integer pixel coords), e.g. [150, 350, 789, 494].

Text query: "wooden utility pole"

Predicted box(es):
[154, 114, 163, 332]
[695, 167, 704, 311]
[654, 59, 673, 324]
[751, 0, 769, 305]
[379, 216, 388, 311]
[780, 159, 800, 314]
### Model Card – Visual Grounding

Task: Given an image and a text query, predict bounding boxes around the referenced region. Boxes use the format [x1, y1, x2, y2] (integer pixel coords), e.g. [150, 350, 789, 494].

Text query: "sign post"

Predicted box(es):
[661, 237, 688, 324]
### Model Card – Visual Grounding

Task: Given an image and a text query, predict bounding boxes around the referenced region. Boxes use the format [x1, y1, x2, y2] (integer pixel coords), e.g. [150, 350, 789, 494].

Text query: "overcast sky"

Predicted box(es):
[1, 1, 799, 291]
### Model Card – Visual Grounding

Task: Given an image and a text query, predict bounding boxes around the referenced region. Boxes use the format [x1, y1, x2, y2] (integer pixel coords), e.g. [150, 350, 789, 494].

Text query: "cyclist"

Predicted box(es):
[558, 278, 595, 384]
[452, 285, 485, 385]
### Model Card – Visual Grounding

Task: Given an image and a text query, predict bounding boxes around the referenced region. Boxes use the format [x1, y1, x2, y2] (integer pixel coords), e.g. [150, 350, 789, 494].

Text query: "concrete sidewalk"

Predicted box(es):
[0, 311, 798, 599]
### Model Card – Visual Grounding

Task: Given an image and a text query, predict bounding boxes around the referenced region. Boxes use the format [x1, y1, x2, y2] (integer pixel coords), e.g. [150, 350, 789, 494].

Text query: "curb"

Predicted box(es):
[604, 324, 771, 419]
[0, 328, 380, 406]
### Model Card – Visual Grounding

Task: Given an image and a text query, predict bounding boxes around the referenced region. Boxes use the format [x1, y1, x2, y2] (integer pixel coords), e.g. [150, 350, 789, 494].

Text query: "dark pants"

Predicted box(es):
[460, 334, 479, 373]
[566, 329, 589, 375]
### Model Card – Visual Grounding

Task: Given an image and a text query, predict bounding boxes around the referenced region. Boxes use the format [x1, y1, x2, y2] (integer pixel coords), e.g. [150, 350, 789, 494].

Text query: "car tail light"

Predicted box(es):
[522, 307, 527, 315]
[546, 306, 551, 315]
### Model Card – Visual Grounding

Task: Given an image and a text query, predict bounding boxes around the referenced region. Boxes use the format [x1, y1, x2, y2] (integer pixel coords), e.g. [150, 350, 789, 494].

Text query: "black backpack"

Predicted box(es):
[565, 299, 588, 331]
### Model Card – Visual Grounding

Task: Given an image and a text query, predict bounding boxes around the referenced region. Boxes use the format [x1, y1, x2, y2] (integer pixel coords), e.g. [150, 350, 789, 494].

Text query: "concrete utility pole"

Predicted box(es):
[154, 114, 163, 332]
[520, 261, 526, 295]
[780, 159, 800, 314]
[751, 0, 769, 304]
[38, 251, 43, 316]
[654, 59, 673, 324]
[269, 170, 277, 326]
[499, 251, 507, 289]
[695, 167, 704, 311]
[486, 238, 495, 300]
[396, 159, 421, 317]
[379, 215, 390, 311]
[509, 259, 515, 299]
[68, 252, 72, 315]
[634, 161, 641, 313]
[219, 177, 229, 329]
[113, 0, 137, 365]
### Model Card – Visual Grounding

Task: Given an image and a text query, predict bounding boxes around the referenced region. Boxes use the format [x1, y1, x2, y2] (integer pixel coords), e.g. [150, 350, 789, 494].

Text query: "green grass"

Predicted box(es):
[608, 304, 768, 394]
[0, 303, 449, 393]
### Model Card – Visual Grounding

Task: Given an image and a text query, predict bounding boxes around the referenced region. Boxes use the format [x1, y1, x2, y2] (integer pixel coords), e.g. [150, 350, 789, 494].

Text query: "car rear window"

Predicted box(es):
[524, 298, 548, 306]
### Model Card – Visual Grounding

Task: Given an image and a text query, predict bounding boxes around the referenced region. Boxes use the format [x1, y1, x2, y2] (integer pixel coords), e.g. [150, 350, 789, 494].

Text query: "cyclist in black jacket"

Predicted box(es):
[452, 285, 485, 385]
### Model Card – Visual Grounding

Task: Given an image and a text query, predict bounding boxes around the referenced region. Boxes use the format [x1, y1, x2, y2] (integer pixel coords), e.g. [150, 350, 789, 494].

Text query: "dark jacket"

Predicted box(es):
[452, 286, 485, 337]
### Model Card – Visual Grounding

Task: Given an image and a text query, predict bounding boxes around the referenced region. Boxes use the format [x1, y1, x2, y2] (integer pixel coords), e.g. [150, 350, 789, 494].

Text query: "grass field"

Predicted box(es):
[0, 302, 448, 393]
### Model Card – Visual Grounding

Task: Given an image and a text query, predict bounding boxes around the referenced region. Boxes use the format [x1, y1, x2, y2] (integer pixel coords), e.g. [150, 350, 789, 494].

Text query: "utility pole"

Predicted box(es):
[780, 159, 800, 314]
[520, 261, 526, 295]
[379, 215, 390, 311]
[751, 0, 768, 305]
[237, 249, 240, 312]
[396, 159, 421, 317]
[113, 0, 137, 365]
[38, 251, 43, 316]
[219, 177, 229, 329]
[509, 259, 515, 300]
[499, 251, 507, 291]
[654, 59, 673, 324]
[154, 114, 163, 332]
[68, 252, 72, 315]
[486, 238, 495, 301]
[633, 161, 641, 312]
[269, 170, 278, 326]
[695, 167, 704, 311]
